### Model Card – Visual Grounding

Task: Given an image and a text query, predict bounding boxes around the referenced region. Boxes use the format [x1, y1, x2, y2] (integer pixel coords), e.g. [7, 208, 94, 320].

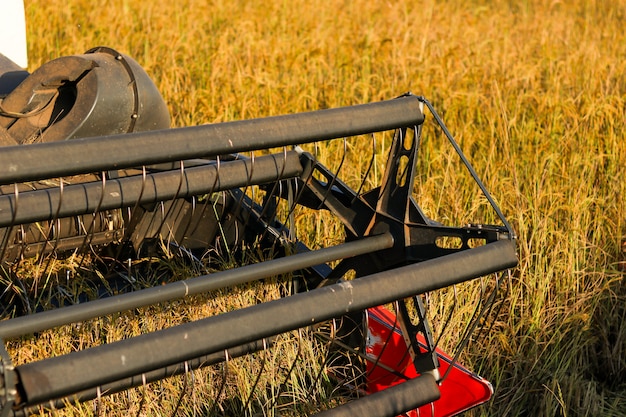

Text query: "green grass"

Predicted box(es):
[10, 0, 626, 415]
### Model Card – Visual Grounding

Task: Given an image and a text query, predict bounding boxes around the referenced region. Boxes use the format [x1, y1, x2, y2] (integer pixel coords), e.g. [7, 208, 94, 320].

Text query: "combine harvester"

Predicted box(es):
[0, 3, 517, 416]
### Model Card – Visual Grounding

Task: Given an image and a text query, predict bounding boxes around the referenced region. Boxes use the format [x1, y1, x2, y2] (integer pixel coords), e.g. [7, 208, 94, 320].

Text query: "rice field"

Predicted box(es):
[10, 0, 626, 415]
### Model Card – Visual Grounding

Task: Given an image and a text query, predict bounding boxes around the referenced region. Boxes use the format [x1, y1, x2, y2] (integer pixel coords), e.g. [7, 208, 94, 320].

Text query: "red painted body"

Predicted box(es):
[365, 306, 493, 417]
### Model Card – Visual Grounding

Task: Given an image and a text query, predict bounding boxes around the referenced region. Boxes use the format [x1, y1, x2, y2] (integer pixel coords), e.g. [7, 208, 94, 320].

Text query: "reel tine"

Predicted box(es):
[169, 361, 190, 417]
[266, 329, 305, 412]
[148, 160, 189, 251]
[240, 338, 268, 415]
[109, 162, 188, 265]
[0, 185, 25, 316]
[94, 386, 102, 417]
[367, 309, 405, 381]
[351, 132, 378, 204]
[124, 165, 161, 267]
[37, 178, 64, 258]
[104, 165, 149, 276]
[227, 152, 257, 243]
[267, 137, 342, 249]
[254, 147, 293, 242]
[29, 178, 66, 306]
[439, 271, 508, 383]
[433, 284, 459, 349]
[181, 159, 226, 248]
[134, 373, 148, 417]
[307, 320, 342, 401]
[189, 361, 198, 417]
[464, 270, 511, 350]
[74, 172, 110, 273]
[258, 146, 304, 245]
[207, 349, 230, 417]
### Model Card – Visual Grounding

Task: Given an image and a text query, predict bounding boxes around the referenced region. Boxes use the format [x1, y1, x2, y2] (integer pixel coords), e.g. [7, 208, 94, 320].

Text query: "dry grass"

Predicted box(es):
[9, 0, 626, 415]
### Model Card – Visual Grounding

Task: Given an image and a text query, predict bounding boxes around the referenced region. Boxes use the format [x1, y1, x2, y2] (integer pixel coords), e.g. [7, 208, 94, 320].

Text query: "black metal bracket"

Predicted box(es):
[289, 93, 515, 378]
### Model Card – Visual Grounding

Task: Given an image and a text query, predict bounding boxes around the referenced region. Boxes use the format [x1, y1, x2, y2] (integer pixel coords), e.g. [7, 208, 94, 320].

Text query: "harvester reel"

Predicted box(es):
[0, 48, 517, 416]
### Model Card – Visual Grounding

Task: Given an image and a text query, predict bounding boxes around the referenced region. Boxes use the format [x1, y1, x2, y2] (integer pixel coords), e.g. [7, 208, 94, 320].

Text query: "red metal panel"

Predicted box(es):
[366, 306, 493, 417]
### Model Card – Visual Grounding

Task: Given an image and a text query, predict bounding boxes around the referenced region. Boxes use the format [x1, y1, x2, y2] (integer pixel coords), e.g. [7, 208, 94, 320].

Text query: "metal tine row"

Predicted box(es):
[3, 237, 512, 412]
[22, 322, 355, 417]
[0, 166, 152, 315]
[417, 269, 512, 386]
[0, 150, 307, 317]
[119, 147, 298, 270]
[11, 262, 430, 417]
[229, 129, 381, 261]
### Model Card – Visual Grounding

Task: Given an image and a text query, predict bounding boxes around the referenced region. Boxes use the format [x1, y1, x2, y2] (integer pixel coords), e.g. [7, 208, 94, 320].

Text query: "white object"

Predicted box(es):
[0, 0, 28, 68]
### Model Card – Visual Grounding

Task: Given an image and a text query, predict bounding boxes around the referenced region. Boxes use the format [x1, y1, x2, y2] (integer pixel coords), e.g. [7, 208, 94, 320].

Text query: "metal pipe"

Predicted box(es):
[14, 239, 516, 406]
[0, 151, 302, 227]
[312, 374, 440, 417]
[0, 96, 424, 185]
[13, 338, 274, 417]
[0, 233, 395, 339]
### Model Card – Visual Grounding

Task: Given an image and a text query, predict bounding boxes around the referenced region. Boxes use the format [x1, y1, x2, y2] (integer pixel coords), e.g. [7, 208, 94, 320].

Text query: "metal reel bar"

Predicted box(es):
[0, 96, 425, 186]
